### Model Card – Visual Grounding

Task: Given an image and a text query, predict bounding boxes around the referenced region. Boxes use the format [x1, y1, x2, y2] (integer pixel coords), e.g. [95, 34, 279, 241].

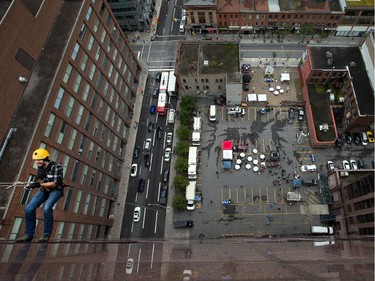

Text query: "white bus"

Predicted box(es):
[209, 105, 216, 122]
[167, 71, 177, 95]
[157, 92, 167, 115]
[159, 71, 169, 93]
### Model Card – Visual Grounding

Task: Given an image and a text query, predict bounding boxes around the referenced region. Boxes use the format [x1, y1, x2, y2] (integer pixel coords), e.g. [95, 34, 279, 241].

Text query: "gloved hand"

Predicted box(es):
[25, 182, 41, 190]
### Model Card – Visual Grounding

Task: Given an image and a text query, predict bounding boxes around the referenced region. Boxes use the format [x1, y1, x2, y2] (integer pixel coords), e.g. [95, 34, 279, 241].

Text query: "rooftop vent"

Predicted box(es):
[203, 60, 209, 66]
[326, 51, 333, 65]
[350, 61, 356, 67]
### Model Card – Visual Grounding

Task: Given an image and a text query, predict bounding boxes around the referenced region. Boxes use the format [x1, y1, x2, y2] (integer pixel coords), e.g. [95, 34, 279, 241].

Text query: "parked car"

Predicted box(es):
[157, 126, 163, 139]
[164, 147, 172, 162]
[133, 145, 140, 159]
[353, 132, 361, 145]
[288, 108, 295, 124]
[349, 159, 358, 170]
[357, 159, 365, 169]
[144, 138, 152, 151]
[133, 207, 141, 222]
[342, 160, 350, 170]
[345, 133, 352, 144]
[360, 132, 368, 146]
[148, 121, 154, 132]
[150, 104, 156, 115]
[126, 258, 134, 274]
[162, 168, 170, 183]
[173, 220, 194, 229]
[138, 178, 145, 193]
[301, 179, 318, 186]
[144, 154, 150, 167]
[366, 131, 374, 143]
[297, 107, 304, 121]
[152, 88, 159, 98]
[155, 72, 161, 82]
[166, 132, 173, 146]
[159, 185, 168, 205]
[327, 161, 334, 170]
[300, 164, 317, 172]
[130, 164, 138, 177]
[242, 83, 250, 91]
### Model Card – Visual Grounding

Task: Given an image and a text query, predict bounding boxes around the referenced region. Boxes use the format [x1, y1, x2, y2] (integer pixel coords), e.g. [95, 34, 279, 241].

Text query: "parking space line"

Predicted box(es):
[243, 188, 247, 205]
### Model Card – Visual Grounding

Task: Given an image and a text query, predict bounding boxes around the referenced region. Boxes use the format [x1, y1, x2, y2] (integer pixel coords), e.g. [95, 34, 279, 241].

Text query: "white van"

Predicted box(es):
[179, 23, 185, 33]
[311, 226, 334, 235]
[167, 109, 175, 124]
[209, 105, 216, 122]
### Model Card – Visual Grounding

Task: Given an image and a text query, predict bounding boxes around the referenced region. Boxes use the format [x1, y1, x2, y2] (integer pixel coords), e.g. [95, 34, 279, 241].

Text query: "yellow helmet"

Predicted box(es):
[32, 148, 50, 160]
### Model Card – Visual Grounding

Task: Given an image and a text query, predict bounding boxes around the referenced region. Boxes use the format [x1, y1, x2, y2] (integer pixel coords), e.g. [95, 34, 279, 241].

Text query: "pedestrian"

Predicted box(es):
[16, 148, 64, 243]
[210, 200, 213, 203]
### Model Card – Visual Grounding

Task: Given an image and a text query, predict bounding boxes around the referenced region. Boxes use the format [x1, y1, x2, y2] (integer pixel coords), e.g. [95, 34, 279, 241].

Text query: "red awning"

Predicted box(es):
[206, 28, 215, 33]
[222, 140, 233, 150]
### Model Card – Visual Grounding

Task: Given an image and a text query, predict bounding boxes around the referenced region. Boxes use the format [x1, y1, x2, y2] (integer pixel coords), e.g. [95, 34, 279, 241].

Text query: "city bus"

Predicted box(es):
[159, 71, 169, 93]
[167, 71, 177, 96]
[157, 92, 167, 115]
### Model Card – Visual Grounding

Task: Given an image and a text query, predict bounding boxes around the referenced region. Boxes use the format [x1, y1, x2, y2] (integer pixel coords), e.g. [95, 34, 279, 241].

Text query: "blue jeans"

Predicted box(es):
[24, 189, 63, 236]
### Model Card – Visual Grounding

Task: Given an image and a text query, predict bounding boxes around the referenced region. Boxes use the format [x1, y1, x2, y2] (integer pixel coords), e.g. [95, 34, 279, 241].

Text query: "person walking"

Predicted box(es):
[16, 148, 64, 243]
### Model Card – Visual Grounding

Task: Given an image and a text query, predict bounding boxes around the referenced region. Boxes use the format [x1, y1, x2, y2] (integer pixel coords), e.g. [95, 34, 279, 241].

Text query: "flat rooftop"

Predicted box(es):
[217, 0, 343, 13]
[179, 42, 239, 82]
[309, 46, 374, 116]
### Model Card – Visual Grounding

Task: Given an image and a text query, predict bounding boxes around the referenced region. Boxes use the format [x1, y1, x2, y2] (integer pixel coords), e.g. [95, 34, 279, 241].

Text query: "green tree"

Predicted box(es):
[180, 96, 196, 113]
[175, 141, 189, 157]
[172, 194, 187, 211]
[300, 23, 314, 42]
[175, 157, 188, 174]
[173, 175, 189, 193]
[176, 125, 191, 141]
[179, 108, 193, 127]
[272, 52, 277, 60]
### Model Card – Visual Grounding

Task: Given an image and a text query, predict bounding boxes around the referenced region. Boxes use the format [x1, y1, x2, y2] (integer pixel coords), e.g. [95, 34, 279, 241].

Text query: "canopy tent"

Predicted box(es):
[222, 140, 233, 150]
[223, 160, 232, 170]
[247, 94, 257, 102]
[258, 94, 267, 102]
[222, 150, 233, 160]
[265, 65, 274, 75]
[281, 72, 290, 82]
[293, 178, 302, 188]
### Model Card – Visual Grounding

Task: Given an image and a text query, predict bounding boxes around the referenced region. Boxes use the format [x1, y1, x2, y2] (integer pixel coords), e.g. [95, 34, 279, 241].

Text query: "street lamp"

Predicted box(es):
[148, 203, 169, 211]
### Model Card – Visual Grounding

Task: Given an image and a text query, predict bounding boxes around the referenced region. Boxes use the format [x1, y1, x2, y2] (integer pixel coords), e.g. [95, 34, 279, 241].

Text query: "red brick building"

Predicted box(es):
[0, 0, 141, 240]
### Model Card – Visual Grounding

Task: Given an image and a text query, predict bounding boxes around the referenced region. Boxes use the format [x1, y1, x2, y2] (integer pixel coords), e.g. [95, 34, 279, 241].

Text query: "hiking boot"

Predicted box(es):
[16, 235, 33, 243]
[38, 234, 50, 243]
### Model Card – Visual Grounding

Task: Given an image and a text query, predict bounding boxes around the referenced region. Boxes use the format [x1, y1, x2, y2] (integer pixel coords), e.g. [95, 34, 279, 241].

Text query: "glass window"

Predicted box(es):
[93, 118, 99, 136]
[100, 29, 107, 44]
[97, 72, 103, 88]
[112, 49, 118, 61]
[83, 194, 91, 215]
[73, 74, 82, 93]
[81, 165, 88, 185]
[44, 113, 56, 137]
[63, 64, 73, 84]
[54, 87, 65, 109]
[93, 17, 100, 33]
[95, 46, 101, 61]
[57, 121, 67, 144]
[74, 190, 82, 213]
[87, 34, 94, 51]
[56, 222, 65, 239]
[82, 83, 90, 101]
[65, 97, 75, 117]
[106, 14, 111, 26]
[71, 160, 80, 182]
[68, 129, 77, 150]
[79, 136, 86, 155]
[79, 23, 86, 40]
[108, 63, 113, 77]
[86, 6, 93, 21]
[80, 53, 88, 71]
[91, 196, 98, 216]
[88, 141, 94, 160]
[71, 43, 80, 61]
[63, 154, 70, 173]
[76, 105, 84, 125]
[89, 63, 96, 80]
[102, 55, 108, 69]
[68, 223, 76, 239]
[63, 188, 73, 211]
[107, 39, 113, 53]
[78, 224, 85, 239]
[85, 112, 92, 131]
[99, 198, 106, 217]
[91, 91, 98, 108]
[105, 106, 110, 122]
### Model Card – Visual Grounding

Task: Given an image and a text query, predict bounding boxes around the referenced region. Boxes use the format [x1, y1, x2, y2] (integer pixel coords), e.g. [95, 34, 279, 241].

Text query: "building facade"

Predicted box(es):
[0, 0, 141, 240]
[328, 170, 374, 236]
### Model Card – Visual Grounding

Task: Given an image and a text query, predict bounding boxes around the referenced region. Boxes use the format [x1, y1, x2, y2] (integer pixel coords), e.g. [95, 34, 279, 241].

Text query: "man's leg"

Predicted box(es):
[17, 190, 48, 242]
[40, 189, 63, 241]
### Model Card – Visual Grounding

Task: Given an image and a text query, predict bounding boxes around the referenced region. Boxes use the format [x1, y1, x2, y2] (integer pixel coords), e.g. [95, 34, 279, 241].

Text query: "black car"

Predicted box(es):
[297, 107, 304, 121]
[242, 83, 249, 91]
[148, 122, 154, 132]
[144, 154, 150, 167]
[133, 145, 140, 159]
[288, 108, 295, 124]
[157, 126, 163, 139]
[345, 133, 352, 144]
[159, 185, 168, 205]
[173, 220, 194, 229]
[301, 179, 318, 187]
[138, 178, 145, 193]
[357, 159, 365, 169]
[353, 132, 361, 145]
[155, 72, 161, 82]
[162, 168, 170, 183]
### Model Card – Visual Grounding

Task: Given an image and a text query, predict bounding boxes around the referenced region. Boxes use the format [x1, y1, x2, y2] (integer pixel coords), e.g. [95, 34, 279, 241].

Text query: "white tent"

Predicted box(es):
[222, 150, 233, 160]
[247, 94, 257, 102]
[258, 94, 267, 102]
[281, 72, 290, 82]
[265, 65, 274, 75]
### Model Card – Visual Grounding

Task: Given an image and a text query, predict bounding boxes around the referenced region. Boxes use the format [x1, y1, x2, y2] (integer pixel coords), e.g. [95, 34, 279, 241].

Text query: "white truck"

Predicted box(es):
[167, 109, 175, 124]
[311, 226, 334, 235]
[188, 147, 197, 179]
[286, 192, 302, 202]
[192, 117, 201, 146]
[209, 105, 216, 121]
[186, 181, 196, 210]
